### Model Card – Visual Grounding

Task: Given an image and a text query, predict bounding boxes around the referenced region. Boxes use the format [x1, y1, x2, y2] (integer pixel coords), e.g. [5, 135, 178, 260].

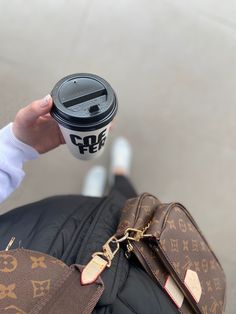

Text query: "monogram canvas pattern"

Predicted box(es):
[154, 203, 226, 314]
[116, 193, 226, 314]
[0, 249, 104, 313]
[0, 254, 17, 273]
[0, 249, 69, 312]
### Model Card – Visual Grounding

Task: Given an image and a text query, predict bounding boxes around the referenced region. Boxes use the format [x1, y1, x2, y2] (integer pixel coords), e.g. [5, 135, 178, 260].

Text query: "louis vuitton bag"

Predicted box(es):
[116, 193, 226, 314]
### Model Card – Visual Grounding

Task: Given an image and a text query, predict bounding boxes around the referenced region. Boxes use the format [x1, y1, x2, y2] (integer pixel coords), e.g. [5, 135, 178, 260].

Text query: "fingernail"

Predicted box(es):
[41, 94, 51, 107]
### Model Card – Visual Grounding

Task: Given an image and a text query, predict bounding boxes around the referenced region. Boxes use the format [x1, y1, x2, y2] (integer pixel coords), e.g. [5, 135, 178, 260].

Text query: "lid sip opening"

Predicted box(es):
[51, 73, 118, 132]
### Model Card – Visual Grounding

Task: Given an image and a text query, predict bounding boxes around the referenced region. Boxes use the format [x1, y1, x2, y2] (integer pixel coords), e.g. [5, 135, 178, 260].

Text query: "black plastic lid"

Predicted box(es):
[51, 73, 118, 131]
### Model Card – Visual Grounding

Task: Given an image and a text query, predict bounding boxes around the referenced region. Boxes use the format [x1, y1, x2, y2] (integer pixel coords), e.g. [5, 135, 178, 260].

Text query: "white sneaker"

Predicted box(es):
[110, 137, 132, 184]
[81, 166, 107, 197]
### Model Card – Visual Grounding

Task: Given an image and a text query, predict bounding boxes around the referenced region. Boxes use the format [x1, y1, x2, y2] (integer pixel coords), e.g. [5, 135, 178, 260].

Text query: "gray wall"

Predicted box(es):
[0, 1, 235, 312]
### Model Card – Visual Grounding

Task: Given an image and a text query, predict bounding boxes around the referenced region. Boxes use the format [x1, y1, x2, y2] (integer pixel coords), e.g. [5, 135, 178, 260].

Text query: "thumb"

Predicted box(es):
[19, 95, 53, 125]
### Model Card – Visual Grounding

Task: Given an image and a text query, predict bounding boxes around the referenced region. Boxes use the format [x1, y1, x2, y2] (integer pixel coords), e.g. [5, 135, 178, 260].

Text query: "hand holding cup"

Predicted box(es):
[50, 73, 118, 160]
[13, 95, 65, 153]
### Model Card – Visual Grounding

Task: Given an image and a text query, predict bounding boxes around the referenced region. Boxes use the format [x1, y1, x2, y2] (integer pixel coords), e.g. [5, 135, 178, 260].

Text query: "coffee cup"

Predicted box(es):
[51, 73, 118, 160]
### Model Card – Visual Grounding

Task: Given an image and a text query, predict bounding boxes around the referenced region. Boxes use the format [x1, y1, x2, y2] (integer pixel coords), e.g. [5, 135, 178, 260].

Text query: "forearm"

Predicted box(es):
[0, 123, 39, 203]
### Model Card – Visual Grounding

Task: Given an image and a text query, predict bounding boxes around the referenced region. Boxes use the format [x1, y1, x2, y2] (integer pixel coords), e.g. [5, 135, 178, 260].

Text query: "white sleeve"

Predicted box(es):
[0, 123, 39, 203]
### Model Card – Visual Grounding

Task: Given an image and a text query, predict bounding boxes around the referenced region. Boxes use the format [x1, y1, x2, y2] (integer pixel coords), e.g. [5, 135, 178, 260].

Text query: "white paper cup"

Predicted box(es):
[51, 73, 117, 160]
[59, 123, 111, 160]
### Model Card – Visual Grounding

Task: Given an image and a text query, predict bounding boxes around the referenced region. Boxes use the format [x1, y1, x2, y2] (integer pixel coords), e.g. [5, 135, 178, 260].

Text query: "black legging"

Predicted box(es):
[112, 175, 137, 199]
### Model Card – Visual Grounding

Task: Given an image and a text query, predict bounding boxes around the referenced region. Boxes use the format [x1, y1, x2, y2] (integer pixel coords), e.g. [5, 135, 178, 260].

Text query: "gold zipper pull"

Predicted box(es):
[123, 222, 152, 259]
[125, 241, 134, 259]
[5, 237, 16, 251]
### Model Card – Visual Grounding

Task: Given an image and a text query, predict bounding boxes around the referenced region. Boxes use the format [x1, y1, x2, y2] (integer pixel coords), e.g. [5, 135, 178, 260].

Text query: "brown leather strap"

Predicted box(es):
[30, 265, 104, 314]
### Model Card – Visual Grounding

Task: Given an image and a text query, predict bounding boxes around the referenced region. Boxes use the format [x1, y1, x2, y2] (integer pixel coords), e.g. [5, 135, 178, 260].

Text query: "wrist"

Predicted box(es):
[9, 123, 39, 161]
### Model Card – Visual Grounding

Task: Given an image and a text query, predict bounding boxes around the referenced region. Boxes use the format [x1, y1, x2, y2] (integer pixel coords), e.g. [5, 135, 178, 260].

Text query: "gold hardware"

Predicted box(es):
[92, 236, 120, 268]
[125, 222, 152, 242]
[84, 221, 152, 276]
[125, 228, 143, 241]
[5, 237, 16, 251]
[123, 222, 152, 258]
[125, 241, 134, 259]
[102, 236, 120, 266]
[115, 233, 129, 243]
[142, 221, 151, 235]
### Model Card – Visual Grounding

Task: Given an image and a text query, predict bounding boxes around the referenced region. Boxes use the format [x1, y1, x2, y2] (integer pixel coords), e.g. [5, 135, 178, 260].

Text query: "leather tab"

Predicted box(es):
[81, 255, 108, 285]
[164, 275, 184, 309]
[184, 269, 202, 303]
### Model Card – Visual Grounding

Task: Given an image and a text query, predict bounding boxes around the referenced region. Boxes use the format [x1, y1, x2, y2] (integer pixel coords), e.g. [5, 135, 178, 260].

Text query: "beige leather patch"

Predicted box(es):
[81, 255, 108, 285]
[184, 269, 202, 302]
[164, 275, 184, 308]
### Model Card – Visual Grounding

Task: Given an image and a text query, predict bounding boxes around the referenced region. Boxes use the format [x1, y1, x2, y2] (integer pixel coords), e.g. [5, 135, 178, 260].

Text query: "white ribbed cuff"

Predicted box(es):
[8, 123, 39, 161]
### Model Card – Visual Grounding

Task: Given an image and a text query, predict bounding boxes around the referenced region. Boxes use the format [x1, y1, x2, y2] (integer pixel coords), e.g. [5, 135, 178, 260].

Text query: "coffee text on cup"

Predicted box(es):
[69, 129, 107, 154]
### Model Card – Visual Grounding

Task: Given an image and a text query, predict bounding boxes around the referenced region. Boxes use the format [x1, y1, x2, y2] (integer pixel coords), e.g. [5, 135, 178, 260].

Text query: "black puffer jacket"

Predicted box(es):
[0, 190, 178, 314]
